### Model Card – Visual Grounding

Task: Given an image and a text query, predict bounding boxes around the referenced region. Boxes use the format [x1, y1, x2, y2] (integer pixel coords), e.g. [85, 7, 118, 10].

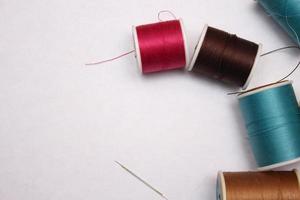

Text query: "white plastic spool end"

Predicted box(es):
[242, 43, 263, 90]
[132, 25, 143, 73]
[217, 172, 226, 200]
[188, 24, 208, 71]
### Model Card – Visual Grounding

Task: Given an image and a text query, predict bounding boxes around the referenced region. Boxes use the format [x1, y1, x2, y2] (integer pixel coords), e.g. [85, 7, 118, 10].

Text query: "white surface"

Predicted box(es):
[0, 1, 300, 200]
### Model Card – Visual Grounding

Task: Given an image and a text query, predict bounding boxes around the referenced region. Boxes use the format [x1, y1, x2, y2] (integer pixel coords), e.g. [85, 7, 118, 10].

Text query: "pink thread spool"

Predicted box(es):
[132, 19, 189, 73]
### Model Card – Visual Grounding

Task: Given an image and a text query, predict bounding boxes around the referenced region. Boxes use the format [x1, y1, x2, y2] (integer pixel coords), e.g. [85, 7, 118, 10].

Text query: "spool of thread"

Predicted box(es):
[217, 170, 300, 200]
[188, 25, 262, 89]
[238, 81, 300, 170]
[257, 0, 300, 45]
[132, 19, 189, 73]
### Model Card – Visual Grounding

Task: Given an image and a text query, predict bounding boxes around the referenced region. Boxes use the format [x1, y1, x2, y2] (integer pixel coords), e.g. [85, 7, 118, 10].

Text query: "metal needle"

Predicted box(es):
[115, 161, 168, 200]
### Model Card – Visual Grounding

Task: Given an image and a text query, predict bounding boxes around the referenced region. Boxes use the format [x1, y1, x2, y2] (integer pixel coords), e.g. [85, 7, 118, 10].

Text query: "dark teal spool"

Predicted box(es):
[238, 81, 300, 170]
[257, 0, 300, 45]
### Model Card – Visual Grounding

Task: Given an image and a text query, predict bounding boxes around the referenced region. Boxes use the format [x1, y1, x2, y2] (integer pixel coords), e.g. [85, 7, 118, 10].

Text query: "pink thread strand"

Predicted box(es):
[85, 50, 135, 66]
[157, 10, 177, 21]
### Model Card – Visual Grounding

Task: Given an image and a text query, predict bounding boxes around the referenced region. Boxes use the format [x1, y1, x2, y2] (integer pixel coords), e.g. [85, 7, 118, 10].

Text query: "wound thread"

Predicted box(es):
[238, 81, 300, 170]
[189, 25, 261, 89]
[133, 19, 188, 73]
[257, 0, 300, 45]
[217, 171, 300, 200]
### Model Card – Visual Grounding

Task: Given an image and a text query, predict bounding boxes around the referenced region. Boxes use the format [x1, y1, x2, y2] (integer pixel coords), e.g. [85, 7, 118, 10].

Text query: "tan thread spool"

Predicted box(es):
[217, 170, 300, 200]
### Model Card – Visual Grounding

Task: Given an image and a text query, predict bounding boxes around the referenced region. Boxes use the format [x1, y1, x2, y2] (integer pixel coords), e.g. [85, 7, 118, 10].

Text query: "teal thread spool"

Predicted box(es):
[257, 0, 300, 45]
[238, 81, 300, 170]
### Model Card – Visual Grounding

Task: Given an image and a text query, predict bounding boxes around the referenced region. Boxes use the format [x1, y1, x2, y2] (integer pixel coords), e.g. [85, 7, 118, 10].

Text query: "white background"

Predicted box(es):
[0, 0, 300, 200]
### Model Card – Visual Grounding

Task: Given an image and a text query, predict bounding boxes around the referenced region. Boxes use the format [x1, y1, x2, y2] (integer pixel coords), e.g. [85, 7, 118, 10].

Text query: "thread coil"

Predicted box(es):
[217, 171, 300, 200]
[257, 0, 300, 45]
[239, 81, 300, 169]
[133, 19, 188, 73]
[189, 25, 261, 88]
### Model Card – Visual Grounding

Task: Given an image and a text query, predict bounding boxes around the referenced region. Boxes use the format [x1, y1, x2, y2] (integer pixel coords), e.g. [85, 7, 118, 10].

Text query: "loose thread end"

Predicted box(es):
[260, 45, 300, 82]
[227, 91, 241, 95]
[157, 10, 177, 21]
[85, 50, 135, 66]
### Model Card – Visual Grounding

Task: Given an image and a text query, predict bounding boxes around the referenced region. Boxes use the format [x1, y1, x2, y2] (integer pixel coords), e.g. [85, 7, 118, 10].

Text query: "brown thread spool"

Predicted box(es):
[217, 170, 300, 200]
[189, 25, 262, 89]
